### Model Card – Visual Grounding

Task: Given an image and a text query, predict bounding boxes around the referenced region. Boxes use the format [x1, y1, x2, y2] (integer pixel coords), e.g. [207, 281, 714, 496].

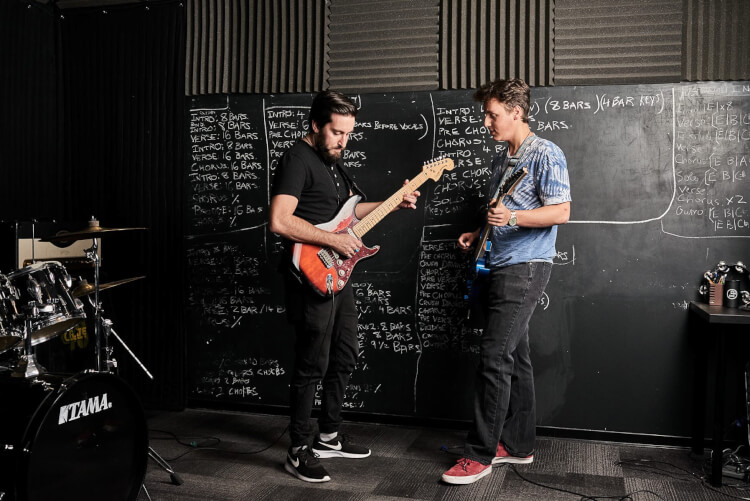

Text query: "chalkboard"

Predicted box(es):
[185, 82, 750, 437]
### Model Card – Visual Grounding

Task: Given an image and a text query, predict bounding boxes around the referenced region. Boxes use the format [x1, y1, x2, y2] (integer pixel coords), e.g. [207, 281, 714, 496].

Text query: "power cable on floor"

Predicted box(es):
[505, 463, 665, 501]
[148, 425, 289, 462]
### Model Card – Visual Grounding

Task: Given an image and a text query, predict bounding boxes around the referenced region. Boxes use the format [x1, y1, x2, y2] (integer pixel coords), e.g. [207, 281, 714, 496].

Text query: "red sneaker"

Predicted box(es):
[441, 458, 492, 485]
[492, 443, 534, 465]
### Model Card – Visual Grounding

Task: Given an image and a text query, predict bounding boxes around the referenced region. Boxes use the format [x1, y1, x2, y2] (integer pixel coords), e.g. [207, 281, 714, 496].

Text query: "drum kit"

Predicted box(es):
[0, 217, 180, 501]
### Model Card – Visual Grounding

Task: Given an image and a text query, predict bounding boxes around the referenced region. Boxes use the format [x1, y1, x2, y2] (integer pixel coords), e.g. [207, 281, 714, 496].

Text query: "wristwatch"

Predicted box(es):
[508, 210, 517, 227]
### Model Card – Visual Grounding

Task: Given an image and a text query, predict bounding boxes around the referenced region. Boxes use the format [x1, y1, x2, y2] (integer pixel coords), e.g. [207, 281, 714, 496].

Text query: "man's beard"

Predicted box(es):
[315, 135, 344, 165]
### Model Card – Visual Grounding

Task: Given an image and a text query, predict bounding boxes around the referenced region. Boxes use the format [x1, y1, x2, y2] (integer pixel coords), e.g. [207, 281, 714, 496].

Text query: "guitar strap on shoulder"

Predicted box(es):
[491, 134, 535, 200]
[337, 161, 366, 201]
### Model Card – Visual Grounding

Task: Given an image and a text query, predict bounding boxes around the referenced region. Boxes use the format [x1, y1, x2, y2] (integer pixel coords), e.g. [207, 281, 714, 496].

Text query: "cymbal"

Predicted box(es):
[71, 276, 146, 297]
[42, 225, 147, 243]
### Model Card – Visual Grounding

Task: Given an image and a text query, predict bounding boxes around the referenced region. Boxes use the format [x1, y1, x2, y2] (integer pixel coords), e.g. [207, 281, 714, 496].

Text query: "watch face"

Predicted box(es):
[509, 212, 517, 226]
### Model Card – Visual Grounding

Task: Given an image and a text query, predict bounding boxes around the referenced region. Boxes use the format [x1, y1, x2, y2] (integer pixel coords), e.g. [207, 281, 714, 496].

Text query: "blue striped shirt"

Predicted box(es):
[486, 136, 571, 268]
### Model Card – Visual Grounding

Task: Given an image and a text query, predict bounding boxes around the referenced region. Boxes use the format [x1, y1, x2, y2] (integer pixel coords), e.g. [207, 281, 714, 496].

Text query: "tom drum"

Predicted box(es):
[7, 262, 86, 346]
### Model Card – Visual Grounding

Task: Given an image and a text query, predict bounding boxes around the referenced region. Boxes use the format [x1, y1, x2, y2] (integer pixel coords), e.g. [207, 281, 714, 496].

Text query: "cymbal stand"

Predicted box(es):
[12, 220, 19, 271]
[12, 315, 44, 378]
[87, 303, 154, 380]
[30, 219, 36, 264]
[84, 234, 106, 372]
[77, 218, 180, 489]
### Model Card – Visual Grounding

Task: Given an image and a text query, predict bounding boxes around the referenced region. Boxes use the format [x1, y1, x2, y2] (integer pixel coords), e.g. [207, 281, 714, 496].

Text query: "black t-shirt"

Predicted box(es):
[271, 140, 358, 225]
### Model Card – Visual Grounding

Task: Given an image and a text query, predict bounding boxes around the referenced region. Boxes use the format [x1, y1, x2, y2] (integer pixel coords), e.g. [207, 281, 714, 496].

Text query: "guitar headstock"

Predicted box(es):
[500, 167, 528, 195]
[422, 156, 455, 180]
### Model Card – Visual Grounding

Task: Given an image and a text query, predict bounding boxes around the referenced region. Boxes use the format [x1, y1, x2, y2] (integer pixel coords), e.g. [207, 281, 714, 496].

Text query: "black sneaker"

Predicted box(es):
[312, 434, 371, 459]
[284, 446, 331, 483]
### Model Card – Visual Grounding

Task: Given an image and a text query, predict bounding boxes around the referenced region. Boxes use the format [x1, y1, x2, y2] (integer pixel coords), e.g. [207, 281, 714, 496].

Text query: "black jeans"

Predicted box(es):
[464, 262, 552, 464]
[285, 276, 359, 448]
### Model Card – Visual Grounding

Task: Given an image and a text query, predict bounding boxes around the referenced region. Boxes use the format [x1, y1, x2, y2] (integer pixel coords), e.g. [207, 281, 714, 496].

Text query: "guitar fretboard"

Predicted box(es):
[353, 171, 430, 238]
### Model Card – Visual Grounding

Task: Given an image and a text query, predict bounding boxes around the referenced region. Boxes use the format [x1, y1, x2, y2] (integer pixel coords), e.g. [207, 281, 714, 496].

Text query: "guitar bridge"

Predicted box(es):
[317, 248, 334, 269]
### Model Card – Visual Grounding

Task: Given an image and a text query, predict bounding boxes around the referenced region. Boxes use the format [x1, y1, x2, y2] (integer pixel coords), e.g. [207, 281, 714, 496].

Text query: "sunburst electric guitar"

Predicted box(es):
[465, 167, 528, 302]
[292, 157, 455, 296]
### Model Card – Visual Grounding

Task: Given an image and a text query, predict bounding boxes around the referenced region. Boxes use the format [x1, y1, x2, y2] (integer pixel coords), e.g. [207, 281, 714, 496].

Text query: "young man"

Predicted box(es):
[442, 78, 571, 485]
[269, 90, 420, 483]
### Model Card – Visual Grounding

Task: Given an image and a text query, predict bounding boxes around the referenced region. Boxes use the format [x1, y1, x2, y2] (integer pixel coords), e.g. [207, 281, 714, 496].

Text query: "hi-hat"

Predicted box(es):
[42, 225, 147, 243]
[71, 276, 146, 297]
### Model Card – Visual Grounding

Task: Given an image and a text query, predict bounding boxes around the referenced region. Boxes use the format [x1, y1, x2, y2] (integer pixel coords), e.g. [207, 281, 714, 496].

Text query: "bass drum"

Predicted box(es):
[0, 371, 147, 501]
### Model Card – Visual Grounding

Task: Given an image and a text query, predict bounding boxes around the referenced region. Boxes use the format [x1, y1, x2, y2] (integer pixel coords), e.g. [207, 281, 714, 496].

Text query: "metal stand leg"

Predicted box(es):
[83, 227, 104, 372]
[148, 446, 183, 485]
[104, 319, 153, 380]
[139, 483, 151, 501]
[12, 316, 45, 378]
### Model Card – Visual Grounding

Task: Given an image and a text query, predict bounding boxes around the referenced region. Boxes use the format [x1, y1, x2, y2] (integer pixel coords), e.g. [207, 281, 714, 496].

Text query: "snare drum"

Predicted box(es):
[0, 274, 21, 354]
[0, 371, 147, 501]
[7, 262, 86, 345]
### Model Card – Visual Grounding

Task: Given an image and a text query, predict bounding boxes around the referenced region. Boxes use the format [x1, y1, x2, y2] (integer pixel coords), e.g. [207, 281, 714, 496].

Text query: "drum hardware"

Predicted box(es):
[0, 276, 21, 356]
[6, 262, 85, 348]
[81, 290, 153, 381]
[148, 448, 183, 486]
[7, 217, 178, 495]
[22, 256, 95, 272]
[29, 221, 35, 266]
[44, 216, 146, 372]
[83, 232, 107, 372]
[81, 296, 182, 489]
[102, 319, 153, 380]
[71, 275, 146, 298]
[11, 317, 45, 379]
[12, 220, 20, 273]
[19, 219, 54, 268]
[40, 219, 147, 244]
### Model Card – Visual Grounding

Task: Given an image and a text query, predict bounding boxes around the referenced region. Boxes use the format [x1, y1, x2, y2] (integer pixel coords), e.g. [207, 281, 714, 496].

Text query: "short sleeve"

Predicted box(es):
[271, 149, 308, 199]
[535, 142, 571, 206]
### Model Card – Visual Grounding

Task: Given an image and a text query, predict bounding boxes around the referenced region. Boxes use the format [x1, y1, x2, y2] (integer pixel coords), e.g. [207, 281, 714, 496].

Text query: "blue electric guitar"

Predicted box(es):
[465, 167, 528, 305]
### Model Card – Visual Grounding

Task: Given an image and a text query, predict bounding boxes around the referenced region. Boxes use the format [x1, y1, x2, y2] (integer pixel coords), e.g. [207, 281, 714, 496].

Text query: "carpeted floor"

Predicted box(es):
[136, 409, 750, 501]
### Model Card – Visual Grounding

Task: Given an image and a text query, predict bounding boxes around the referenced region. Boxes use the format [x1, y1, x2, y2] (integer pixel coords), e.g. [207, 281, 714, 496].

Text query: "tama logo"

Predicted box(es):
[58, 393, 112, 425]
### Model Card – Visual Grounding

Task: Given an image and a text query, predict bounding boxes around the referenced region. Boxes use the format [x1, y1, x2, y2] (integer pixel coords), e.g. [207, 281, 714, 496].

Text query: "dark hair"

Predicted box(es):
[309, 90, 358, 130]
[473, 78, 530, 123]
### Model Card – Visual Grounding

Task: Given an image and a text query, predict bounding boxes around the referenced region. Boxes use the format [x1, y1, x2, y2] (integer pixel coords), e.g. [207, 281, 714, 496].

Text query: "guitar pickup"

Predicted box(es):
[317, 248, 335, 268]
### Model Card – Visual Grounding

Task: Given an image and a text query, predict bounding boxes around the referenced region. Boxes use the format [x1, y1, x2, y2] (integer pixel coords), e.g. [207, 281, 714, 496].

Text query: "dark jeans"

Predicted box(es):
[464, 262, 552, 464]
[285, 276, 359, 448]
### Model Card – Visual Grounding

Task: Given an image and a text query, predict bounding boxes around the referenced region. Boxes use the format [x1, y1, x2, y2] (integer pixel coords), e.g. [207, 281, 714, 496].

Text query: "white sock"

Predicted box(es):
[320, 432, 338, 442]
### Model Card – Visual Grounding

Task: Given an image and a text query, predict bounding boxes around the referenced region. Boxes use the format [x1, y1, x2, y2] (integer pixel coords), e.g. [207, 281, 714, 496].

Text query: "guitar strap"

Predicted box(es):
[335, 160, 366, 201]
[490, 134, 535, 201]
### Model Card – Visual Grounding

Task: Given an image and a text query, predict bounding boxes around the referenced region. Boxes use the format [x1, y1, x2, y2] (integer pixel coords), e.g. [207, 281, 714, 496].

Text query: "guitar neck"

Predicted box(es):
[353, 171, 429, 238]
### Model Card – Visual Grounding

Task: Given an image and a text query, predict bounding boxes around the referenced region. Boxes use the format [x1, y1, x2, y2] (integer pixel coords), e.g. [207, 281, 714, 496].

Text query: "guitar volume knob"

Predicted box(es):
[337, 279, 345, 288]
[338, 269, 345, 277]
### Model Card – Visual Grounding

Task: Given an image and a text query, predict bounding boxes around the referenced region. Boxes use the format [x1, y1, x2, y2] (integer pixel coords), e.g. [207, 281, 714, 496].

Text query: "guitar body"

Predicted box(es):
[464, 239, 491, 307]
[287, 156, 454, 297]
[291, 196, 380, 296]
[464, 167, 528, 307]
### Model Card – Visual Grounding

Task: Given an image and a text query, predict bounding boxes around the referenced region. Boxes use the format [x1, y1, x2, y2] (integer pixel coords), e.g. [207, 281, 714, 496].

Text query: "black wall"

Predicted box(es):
[0, 0, 187, 409]
[185, 82, 750, 437]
